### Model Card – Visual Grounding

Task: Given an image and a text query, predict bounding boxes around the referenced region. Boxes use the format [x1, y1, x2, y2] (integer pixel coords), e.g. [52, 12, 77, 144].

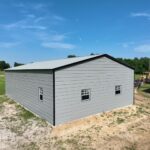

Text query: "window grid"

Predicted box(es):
[115, 85, 121, 95]
[39, 87, 43, 101]
[81, 89, 91, 101]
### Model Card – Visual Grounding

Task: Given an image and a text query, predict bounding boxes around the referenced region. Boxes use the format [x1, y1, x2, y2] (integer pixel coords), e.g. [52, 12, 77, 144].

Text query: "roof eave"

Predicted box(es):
[5, 54, 135, 72]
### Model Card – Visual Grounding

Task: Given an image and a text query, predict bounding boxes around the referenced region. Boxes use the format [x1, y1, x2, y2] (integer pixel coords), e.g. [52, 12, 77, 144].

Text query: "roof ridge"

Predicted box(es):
[6, 54, 100, 71]
[5, 54, 134, 71]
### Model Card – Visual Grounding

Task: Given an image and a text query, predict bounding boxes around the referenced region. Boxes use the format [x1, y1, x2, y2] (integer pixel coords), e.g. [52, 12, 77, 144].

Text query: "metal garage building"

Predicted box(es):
[5, 54, 134, 126]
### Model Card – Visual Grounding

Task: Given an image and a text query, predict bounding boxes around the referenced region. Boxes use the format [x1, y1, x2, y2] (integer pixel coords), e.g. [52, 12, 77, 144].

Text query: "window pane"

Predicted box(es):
[81, 89, 90, 101]
[115, 85, 121, 95]
[39, 87, 43, 101]
[82, 95, 89, 100]
[40, 95, 43, 100]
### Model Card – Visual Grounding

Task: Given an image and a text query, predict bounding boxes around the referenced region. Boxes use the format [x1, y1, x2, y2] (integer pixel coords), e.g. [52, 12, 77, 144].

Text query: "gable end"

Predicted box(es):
[54, 54, 134, 71]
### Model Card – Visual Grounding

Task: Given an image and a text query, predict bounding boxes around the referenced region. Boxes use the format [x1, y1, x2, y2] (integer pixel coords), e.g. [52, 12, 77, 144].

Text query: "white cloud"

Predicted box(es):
[122, 43, 129, 48]
[117, 41, 134, 48]
[37, 32, 76, 50]
[2, 20, 23, 29]
[1, 19, 46, 30]
[5, 2, 66, 33]
[34, 17, 45, 23]
[26, 14, 36, 18]
[3, 23, 46, 30]
[32, 3, 46, 10]
[14, 2, 46, 10]
[120, 42, 135, 48]
[42, 42, 75, 49]
[21, 25, 46, 30]
[38, 32, 75, 50]
[1, 13, 65, 31]
[37, 32, 67, 42]
[51, 34, 66, 41]
[134, 44, 150, 52]
[53, 15, 65, 21]
[131, 12, 150, 19]
[14, 3, 25, 8]
[5, 2, 69, 49]
[0, 42, 20, 48]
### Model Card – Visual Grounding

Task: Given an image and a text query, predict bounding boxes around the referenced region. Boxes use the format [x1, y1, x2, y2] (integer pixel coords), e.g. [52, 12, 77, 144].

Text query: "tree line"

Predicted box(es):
[0, 61, 24, 71]
[117, 57, 149, 74]
[68, 54, 150, 74]
[0, 56, 150, 74]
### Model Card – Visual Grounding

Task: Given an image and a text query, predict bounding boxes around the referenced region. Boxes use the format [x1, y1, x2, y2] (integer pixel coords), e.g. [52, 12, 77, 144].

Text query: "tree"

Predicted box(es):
[67, 55, 76, 58]
[14, 62, 24, 67]
[0, 61, 10, 71]
[117, 57, 150, 74]
[90, 53, 95, 55]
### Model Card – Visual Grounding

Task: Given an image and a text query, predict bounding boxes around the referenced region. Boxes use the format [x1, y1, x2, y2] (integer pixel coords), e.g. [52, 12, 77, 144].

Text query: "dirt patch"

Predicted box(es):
[0, 93, 150, 150]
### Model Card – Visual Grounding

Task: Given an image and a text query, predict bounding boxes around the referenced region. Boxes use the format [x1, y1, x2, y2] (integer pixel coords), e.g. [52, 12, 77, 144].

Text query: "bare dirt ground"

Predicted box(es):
[0, 93, 150, 150]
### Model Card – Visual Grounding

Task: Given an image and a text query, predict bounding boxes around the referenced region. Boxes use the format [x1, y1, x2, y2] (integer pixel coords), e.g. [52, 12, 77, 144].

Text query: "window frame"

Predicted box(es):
[115, 85, 122, 95]
[38, 87, 44, 101]
[81, 89, 91, 101]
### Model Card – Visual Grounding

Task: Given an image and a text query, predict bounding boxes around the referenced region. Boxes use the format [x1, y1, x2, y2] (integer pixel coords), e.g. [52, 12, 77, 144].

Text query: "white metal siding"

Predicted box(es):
[5, 71, 53, 124]
[55, 57, 134, 125]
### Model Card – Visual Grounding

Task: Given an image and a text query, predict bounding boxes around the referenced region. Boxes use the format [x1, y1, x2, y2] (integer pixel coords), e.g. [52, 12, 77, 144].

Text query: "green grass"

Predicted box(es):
[0, 95, 36, 121]
[0, 96, 8, 104]
[0, 71, 4, 75]
[139, 83, 150, 91]
[19, 109, 35, 121]
[0, 95, 37, 122]
[138, 83, 150, 98]
[125, 143, 137, 150]
[135, 74, 142, 80]
[20, 142, 39, 150]
[0, 71, 5, 95]
[134, 73, 150, 97]
[116, 117, 125, 124]
[16, 104, 36, 121]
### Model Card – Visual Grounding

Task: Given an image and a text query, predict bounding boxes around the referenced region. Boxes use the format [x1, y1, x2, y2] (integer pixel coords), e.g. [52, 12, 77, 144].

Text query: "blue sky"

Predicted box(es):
[0, 0, 150, 65]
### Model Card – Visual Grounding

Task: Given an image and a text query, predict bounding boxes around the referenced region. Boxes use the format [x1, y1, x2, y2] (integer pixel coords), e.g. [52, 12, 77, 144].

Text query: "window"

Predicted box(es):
[115, 85, 121, 95]
[38, 87, 43, 101]
[81, 89, 91, 101]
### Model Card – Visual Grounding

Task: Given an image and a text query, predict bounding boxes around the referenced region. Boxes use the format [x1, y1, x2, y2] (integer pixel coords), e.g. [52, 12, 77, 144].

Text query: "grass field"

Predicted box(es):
[138, 83, 150, 98]
[0, 90, 150, 149]
[135, 74, 142, 80]
[0, 72, 150, 149]
[134, 74, 150, 97]
[0, 71, 5, 95]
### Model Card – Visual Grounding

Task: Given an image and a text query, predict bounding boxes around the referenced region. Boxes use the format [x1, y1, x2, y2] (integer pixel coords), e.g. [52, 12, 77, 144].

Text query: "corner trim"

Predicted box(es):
[133, 71, 135, 105]
[53, 70, 55, 126]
